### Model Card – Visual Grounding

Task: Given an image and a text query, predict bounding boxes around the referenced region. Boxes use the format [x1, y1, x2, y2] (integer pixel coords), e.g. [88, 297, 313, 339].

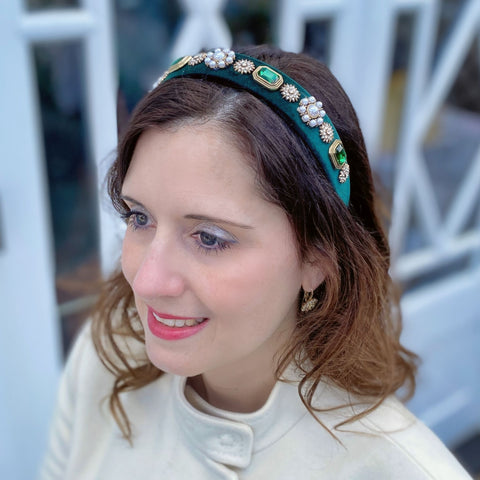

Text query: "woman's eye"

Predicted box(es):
[199, 231, 218, 247]
[122, 210, 150, 230]
[193, 228, 237, 254]
[134, 213, 148, 227]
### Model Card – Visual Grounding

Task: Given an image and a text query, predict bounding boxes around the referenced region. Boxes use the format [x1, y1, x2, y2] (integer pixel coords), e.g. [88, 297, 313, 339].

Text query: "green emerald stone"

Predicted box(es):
[258, 67, 280, 84]
[335, 144, 347, 165]
[172, 56, 184, 65]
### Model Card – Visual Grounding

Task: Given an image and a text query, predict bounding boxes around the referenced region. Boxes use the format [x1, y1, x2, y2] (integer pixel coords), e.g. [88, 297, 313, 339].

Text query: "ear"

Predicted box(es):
[301, 259, 326, 292]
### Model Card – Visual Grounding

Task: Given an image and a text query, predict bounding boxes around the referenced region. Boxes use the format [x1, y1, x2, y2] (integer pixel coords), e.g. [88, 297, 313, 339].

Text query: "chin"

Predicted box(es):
[144, 341, 203, 378]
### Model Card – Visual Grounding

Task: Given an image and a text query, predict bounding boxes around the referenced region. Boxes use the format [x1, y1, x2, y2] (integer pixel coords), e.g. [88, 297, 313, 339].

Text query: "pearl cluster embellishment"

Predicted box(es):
[297, 96, 326, 127]
[205, 48, 235, 70]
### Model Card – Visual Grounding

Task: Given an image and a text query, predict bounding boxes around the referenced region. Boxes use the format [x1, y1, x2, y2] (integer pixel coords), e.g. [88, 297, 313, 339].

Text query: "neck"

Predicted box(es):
[188, 328, 292, 413]
[189, 362, 277, 413]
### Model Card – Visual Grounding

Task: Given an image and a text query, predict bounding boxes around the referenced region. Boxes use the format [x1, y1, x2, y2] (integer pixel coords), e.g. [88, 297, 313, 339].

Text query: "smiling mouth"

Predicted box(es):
[151, 311, 206, 328]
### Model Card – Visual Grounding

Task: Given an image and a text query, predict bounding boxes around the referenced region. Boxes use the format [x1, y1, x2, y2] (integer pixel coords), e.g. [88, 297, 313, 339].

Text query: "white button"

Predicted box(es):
[219, 433, 236, 448]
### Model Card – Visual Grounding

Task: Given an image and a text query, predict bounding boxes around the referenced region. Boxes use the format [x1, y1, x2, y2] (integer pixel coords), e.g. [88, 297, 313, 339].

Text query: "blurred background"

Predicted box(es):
[0, 0, 479, 478]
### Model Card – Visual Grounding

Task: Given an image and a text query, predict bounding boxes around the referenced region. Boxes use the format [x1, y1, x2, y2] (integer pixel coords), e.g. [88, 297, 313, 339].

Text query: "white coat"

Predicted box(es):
[40, 324, 472, 479]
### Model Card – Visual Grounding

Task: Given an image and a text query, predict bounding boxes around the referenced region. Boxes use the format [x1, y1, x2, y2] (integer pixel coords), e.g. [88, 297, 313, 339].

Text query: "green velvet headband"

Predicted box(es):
[152, 48, 350, 205]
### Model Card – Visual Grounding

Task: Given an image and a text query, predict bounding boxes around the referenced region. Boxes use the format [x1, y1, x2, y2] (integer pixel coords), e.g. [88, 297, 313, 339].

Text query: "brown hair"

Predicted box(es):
[92, 45, 417, 441]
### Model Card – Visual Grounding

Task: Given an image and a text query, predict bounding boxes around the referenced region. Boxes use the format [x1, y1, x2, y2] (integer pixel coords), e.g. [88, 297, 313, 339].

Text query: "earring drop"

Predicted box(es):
[301, 290, 318, 313]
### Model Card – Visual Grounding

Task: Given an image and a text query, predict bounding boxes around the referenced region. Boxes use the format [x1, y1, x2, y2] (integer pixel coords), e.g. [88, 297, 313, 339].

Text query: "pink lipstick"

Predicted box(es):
[147, 307, 208, 340]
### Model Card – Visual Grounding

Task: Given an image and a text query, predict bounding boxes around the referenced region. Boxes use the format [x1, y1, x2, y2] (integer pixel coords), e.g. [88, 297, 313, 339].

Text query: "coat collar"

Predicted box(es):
[172, 372, 313, 469]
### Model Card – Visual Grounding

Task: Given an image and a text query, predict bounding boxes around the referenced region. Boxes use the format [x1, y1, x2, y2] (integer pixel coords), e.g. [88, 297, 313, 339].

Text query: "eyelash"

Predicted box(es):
[121, 210, 150, 231]
[120, 210, 235, 254]
[192, 231, 233, 255]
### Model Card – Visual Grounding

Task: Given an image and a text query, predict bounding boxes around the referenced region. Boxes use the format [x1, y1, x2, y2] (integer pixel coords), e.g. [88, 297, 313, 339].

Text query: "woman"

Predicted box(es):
[41, 45, 471, 479]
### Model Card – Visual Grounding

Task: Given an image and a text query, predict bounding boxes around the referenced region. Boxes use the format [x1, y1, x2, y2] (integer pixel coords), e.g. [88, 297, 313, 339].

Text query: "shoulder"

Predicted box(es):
[296, 382, 472, 479]
[63, 321, 172, 410]
[352, 396, 470, 479]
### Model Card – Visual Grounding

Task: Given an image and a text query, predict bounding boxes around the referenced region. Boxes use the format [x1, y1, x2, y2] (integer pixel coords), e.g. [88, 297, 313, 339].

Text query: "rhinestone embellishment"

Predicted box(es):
[188, 52, 207, 66]
[234, 59, 255, 74]
[280, 84, 300, 102]
[301, 298, 318, 312]
[297, 96, 326, 127]
[319, 122, 334, 143]
[339, 164, 350, 183]
[151, 70, 169, 89]
[301, 291, 318, 313]
[205, 48, 235, 69]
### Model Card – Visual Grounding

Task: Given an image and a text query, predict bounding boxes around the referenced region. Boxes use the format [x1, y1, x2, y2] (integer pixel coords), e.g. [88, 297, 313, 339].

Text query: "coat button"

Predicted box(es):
[219, 433, 237, 448]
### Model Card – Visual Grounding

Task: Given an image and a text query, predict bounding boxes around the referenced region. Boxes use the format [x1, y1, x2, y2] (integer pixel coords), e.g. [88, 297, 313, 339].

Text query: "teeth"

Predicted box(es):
[152, 312, 204, 328]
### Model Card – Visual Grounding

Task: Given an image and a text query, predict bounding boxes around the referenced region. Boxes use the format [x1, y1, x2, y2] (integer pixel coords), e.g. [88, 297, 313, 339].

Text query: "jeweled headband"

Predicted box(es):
[152, 48, 350, 205]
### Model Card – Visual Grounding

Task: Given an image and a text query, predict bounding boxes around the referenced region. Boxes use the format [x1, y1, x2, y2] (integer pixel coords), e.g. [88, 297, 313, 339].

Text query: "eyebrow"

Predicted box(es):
[184, 214, 253, 230]
[121, 195, 146, 209]
[121, 195, 253, 230]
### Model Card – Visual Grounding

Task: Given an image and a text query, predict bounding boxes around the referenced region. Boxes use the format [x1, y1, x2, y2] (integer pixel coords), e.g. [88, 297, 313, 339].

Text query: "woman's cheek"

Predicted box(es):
[121, 235, 138, 287]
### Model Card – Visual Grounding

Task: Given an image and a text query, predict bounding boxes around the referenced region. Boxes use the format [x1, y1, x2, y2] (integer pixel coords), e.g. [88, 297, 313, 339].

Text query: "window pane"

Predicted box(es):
[33, 41, 101, 354]
[26, 0, 79, 11]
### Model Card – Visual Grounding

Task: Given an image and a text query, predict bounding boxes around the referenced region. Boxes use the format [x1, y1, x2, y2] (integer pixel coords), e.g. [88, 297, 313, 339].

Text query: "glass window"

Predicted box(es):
[33, 41, 101, 355]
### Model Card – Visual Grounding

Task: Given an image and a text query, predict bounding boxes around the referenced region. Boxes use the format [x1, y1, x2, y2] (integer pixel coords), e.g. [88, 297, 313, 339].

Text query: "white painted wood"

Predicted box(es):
[394, 230, 480, 281]
[20, 10, 95, 41]
[390, 0, 480, 271]
[0, 2, 61, 479]
[390, 0, 440, 260]
[387, 0, 480, 445]
[170, 0, 232, 61]
[277, 0, 480, 447]
[276, 0, 342, 54]
[83, 0, 121, 275]
[401, 267, 480, 445]
[414, 0, 480, 141]
[444, 145, 480, 237]
[332, 0, 397, 161]
[0, 0, 118, 477]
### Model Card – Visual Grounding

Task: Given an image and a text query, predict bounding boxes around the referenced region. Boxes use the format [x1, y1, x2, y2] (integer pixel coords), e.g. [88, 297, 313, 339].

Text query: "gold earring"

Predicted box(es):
[301, 290, 318, 313]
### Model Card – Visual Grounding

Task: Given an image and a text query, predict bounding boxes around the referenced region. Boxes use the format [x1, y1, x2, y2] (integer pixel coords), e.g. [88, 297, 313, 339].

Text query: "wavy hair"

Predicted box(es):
[91, 45, 417, 441]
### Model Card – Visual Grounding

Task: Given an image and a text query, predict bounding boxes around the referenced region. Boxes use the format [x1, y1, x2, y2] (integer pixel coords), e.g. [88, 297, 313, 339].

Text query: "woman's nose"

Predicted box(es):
[131, 241, 186, 300]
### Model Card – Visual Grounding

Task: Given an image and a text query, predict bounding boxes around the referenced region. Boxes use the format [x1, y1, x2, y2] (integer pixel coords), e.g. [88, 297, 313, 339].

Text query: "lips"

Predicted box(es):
[146, 307, 209, 340]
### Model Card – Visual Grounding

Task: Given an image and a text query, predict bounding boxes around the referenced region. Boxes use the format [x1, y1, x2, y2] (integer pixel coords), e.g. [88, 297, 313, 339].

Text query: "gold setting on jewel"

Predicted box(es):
[152, 55, 193, 89]
[319, 122, 334, 143]
[328, 139, 347, 169]
[233, 59, 256, 74]
[301, 291, 318, 313]
[168, 56, 192, 74]
[252, 65, 284, 90]
[280, 83, 300, 102]
[328, 139, 350, 182]
[188, 52, 207, 66]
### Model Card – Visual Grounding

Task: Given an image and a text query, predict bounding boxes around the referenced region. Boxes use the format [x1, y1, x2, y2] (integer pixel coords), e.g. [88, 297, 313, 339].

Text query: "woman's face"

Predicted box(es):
[121, 124, 321, 381]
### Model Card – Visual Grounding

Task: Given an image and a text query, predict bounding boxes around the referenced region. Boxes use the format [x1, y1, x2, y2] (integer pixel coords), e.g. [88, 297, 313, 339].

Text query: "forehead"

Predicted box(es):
[122, 124, 266, 216]
[129, 124, 252, 180]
